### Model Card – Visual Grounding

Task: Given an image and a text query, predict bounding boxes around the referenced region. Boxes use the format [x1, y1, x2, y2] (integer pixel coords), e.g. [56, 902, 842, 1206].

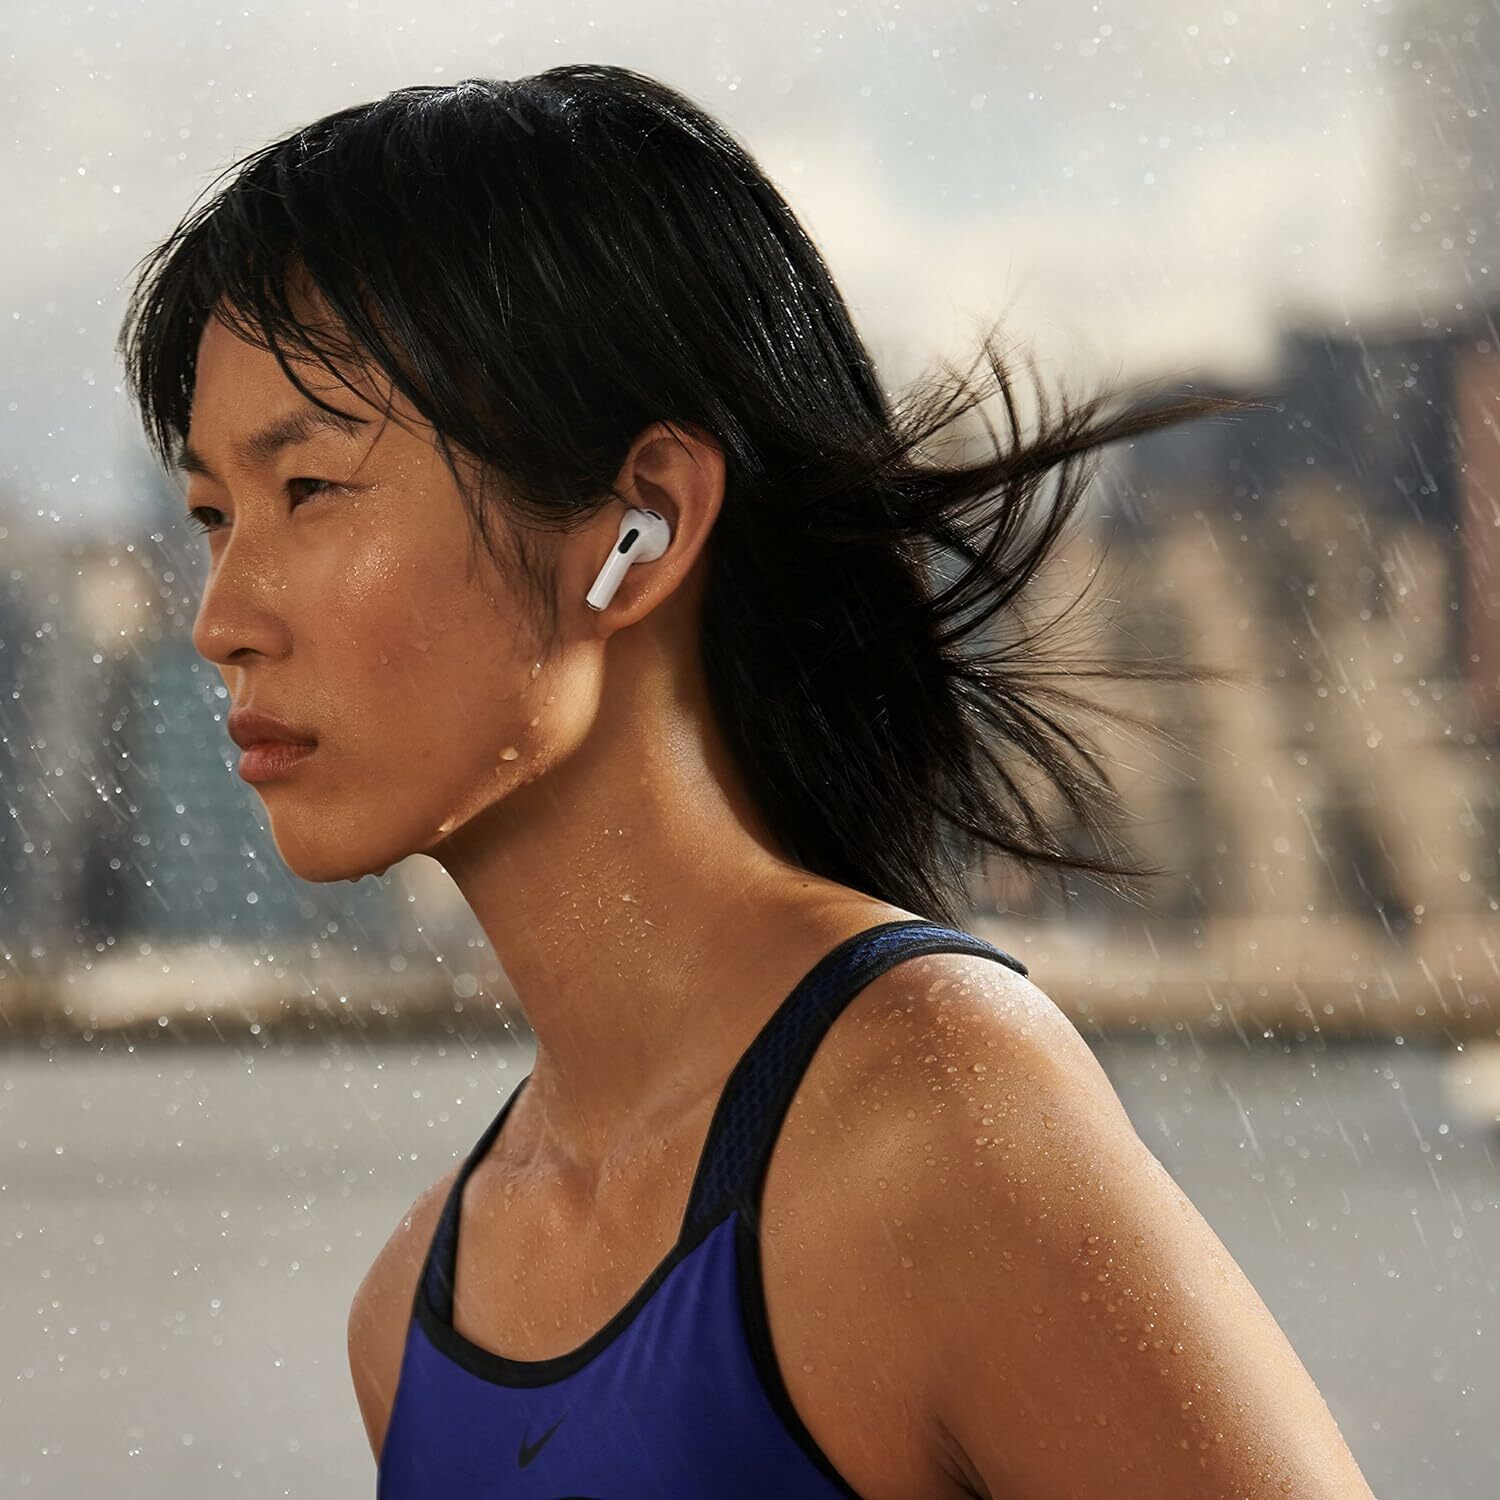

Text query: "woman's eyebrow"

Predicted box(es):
[176, 405, 369, 482]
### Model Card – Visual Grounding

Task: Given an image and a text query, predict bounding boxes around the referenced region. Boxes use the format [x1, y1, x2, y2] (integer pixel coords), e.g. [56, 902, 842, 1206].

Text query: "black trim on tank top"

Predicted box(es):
[408, 917, 1028, 1398]
[413, 1202, 739, 1388]
[732, 1208, 867, 1499]
[414, 918, 922, 1341]
[419, 1071, 533, 1330]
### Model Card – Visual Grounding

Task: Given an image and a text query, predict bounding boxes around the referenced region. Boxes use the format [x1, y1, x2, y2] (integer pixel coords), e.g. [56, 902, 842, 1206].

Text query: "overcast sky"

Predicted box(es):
[0, 0, 1439, 535]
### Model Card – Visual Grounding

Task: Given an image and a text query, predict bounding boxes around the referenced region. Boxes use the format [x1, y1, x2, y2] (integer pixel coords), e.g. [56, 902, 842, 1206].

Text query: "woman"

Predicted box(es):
[115, 63, 1375, 1500]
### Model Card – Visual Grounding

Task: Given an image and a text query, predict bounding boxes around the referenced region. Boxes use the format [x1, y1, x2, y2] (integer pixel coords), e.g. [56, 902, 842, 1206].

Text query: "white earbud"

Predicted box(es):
[585, 506, 672, 612]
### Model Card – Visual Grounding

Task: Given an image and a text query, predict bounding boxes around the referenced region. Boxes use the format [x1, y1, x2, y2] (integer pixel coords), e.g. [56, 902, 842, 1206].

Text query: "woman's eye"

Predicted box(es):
[185, 479, 336, 536]
[286, 476, 335, 503]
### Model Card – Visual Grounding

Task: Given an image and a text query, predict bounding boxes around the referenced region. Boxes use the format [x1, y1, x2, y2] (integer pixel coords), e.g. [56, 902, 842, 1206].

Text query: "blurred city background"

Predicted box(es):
[3, 0, 1499, 1495]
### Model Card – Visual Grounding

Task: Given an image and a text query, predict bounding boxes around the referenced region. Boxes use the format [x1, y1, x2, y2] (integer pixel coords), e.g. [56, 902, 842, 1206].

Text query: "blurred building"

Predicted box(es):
[953, 304, 1496, 1041]
[0, 457, 422, 992]
[945, 0, 1499, 1039]
[1377, 0, 1500, 331]
[0, 493, 60, 969]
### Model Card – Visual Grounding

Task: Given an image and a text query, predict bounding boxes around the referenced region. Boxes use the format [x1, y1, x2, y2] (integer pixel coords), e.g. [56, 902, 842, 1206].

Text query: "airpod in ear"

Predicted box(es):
[585, 507, 672, 612]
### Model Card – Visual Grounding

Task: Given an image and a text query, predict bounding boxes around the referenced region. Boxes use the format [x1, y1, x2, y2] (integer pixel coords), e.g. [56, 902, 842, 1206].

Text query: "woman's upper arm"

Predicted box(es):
[346, 1167, 459, 1466]
[881, 958, 1378, 1500]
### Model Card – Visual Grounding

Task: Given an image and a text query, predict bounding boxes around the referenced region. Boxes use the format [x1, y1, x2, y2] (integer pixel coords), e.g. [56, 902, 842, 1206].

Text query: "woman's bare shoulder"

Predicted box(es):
[846, 950, 1377, 1500]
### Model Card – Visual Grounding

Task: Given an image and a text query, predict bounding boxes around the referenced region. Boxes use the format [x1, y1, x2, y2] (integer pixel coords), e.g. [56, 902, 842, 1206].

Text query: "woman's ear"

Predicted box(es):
[575, 421, 725, 630]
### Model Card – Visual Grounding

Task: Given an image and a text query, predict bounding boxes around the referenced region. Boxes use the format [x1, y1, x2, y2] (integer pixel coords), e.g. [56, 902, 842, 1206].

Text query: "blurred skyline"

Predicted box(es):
[1, 0, 1469, 535]
[3, 15, 1497, 1492]
[5, 0, 1500, 1041]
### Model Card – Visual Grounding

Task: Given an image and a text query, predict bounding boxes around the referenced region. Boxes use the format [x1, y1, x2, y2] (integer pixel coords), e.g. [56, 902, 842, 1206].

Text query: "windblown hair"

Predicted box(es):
[117, 62, 1263, 929]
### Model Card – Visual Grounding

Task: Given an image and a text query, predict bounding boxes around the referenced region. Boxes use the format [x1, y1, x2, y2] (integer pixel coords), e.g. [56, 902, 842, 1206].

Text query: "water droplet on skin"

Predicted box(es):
[1042, 1114, 1056, 1129]
[530, 662, 542, 679]
[529, 715, 541, 727]
[971, 1062, 987, 1073]
[498, 747, 519, 761]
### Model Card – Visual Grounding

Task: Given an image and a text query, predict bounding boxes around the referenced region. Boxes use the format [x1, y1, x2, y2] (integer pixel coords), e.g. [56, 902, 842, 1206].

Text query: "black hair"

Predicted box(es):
[116, 61, 1265, 929]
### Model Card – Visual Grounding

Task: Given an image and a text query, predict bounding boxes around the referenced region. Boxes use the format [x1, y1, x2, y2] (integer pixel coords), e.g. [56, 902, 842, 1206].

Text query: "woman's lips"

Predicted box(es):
[237, 740, 319, 784]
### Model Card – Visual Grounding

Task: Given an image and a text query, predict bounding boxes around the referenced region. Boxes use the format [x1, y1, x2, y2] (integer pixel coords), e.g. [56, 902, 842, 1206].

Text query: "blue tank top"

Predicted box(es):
[378, 917, 1028, 1499]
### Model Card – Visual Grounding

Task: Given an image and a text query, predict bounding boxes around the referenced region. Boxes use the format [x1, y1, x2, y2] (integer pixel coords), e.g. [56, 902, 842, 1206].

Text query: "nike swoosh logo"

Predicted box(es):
[518, 1412, 568, 1469]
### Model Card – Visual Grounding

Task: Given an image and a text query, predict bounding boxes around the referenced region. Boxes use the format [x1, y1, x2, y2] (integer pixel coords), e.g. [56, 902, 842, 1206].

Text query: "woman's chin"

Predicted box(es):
[264, 824, 418, 886]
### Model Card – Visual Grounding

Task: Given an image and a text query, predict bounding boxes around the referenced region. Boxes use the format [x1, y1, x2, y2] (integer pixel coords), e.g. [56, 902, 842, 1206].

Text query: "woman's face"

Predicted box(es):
[184, 309, 584, 883]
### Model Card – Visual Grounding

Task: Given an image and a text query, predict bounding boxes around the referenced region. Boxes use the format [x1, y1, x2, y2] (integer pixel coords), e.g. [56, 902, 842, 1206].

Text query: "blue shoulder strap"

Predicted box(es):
[678, 917, 1027, 1241]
